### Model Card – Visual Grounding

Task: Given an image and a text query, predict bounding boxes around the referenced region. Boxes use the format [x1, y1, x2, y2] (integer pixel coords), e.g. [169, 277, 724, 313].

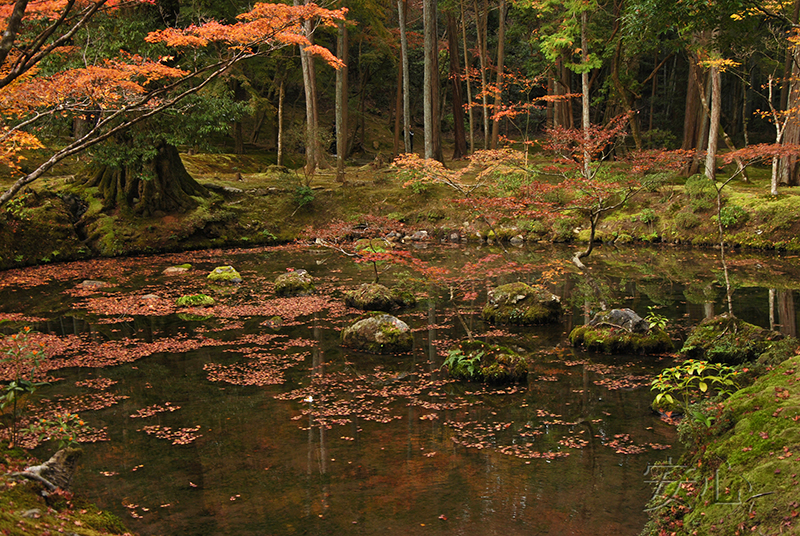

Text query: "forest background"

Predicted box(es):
[2, 0, 800, 267]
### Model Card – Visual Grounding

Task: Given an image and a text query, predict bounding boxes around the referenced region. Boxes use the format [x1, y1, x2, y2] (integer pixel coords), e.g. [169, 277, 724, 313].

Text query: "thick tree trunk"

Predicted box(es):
[705, 60, 721, 181]
[297, 0, 320, 175]
[423, 0, 440, 160]
[85, 142, 208, 217]
[447, 12, 467, 159]
[780, 42, 800, 186]
[489, 0, 506, 149]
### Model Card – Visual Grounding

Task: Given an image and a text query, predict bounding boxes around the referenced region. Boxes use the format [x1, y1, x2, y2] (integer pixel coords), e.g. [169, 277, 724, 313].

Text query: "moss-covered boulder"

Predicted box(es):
[482, 282, 561, 324]
[207, 265, 242, 284]
[344, 283, 415, 311]
[681, 314, 785, 365]
[444, 340, 528, 383]
[569, 308, 672, 354]
[274, 269, 315, 297]
[340, 313, 413, 354]
[175, 294, 215, 307]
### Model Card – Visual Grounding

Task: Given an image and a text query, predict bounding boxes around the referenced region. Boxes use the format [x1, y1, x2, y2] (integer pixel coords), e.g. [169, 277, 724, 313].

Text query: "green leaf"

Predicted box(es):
[699, 381, 708, 392]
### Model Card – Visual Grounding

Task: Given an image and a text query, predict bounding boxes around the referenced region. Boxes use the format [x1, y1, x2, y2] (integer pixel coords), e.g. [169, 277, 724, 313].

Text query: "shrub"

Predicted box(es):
[718, 205, 749, 229]
[675, 211, 702, 229]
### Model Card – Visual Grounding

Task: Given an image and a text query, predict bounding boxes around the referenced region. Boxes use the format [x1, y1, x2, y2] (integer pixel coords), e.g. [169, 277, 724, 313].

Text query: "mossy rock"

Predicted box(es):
[570, 323, 672, 354]
[207, 265, 242, 284]
[175, 294, 215, 307]
[344, 283, 415, 311]
[482, 282, 561, 325]
[340, 313, 413, 354]
[274, 269, 315, 297]
[444, 340, 528, 383]
[163, 263, 191, 275]
[680, 314, 784, 365]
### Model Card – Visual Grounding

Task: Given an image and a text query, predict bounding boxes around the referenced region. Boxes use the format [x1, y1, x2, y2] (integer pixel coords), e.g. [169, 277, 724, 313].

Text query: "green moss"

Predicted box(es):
[274, 269, 315, 297]
[207, 265, 243, 284]
[482, 282, 562, 325]
[444, 340, 528, 383]
[569, 324, 672, 354]
[643, 355, 800, 536]
[175, 294, 215, 307]
[681, 314, 786, 364]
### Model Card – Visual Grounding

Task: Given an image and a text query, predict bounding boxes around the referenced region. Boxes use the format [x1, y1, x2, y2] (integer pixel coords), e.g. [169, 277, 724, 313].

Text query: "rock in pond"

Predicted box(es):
[275, 269, 315, 297]
[341, 314, 413, 354]
[163, 264, 191, 275]
[444, 340, 528, 383]
[175, 294, 215, 307]
[681, 313, 785, 365]
[482, 282, 561, 324]
[344, 283, 415, 311]
[207, 265, 242, 284]
[569, 308, 672, 354]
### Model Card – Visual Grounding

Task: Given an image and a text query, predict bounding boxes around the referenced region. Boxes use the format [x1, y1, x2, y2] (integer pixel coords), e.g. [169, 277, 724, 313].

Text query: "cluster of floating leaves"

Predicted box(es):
[139, 424, 203, 445]
[75, 377, 117, 390]
[130, 403, 180, 418]
[205, 351, 309, 386]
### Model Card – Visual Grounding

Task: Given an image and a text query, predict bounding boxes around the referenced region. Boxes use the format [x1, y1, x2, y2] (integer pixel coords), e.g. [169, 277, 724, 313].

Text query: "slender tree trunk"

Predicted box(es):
[460, 0, 475, 154]
[611, 39, 643, 149]
[447, 13, 467, 159]
[581, 10, 591, 179]
[393, 54, 402, 155]
[277, 78, 285, 167]
[475, 0, 490, 147]
[335, 17, 348, 181]
[398, 0, 411, 153]
[489, 0, 506, 149]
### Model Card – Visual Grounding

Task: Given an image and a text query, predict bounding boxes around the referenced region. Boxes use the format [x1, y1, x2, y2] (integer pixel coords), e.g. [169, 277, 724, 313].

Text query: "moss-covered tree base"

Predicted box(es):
[569, 324, 672, 354]
[681, 314, 785, 365]
[444, 340, 528, 382]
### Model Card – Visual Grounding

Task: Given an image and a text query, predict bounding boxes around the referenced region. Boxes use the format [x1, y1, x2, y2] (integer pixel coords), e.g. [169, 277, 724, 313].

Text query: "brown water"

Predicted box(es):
[2, 243, 797, 535]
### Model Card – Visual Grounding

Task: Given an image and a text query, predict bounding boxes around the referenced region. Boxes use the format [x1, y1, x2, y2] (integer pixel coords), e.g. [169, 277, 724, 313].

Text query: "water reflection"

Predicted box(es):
[1, 244, 799, 535]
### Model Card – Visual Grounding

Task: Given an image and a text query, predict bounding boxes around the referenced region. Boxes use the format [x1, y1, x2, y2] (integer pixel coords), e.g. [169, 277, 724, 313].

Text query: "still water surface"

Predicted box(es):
[2, 243, 798, 535]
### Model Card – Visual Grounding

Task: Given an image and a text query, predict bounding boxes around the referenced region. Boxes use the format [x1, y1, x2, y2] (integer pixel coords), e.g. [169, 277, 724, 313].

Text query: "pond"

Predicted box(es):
[1, 242, 798, 536]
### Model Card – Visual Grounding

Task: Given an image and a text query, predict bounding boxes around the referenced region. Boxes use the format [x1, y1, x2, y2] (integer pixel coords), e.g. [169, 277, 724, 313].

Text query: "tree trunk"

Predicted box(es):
[489, 0, 506, 149]
[296, 0, 320, 175]
[335, 17, 348, 181]
[611, 39, 642, 150]
[705, 57, 721, 181]
[475, 0, 490, 147]
[681, 51, 707, 176]
[277, 78, 285, 167]
[780, 41, 800, 186]
[85, 141, 208, 217]
[398, 0, 412, 153]
[447, 12, 467, 159]
[423, 0, 439, 160]
[460, 0, 475, 154]
[580, 10, 591, 178]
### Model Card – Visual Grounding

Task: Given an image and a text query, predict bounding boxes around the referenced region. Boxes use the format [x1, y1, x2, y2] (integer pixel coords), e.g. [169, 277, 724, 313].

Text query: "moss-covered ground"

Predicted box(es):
[0, 448, 132, 536]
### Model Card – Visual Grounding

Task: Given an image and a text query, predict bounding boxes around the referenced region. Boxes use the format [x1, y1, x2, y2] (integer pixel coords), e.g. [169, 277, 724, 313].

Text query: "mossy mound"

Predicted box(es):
[344, 283, 415, 311]
[163, 263, 192, 275]
[444, 340, 528, 383]
[481, 282, 561, 325]
[570, 308, 673, 354]
[340, 313, 413, 354]
[569, 324, 672, 354]
[274, 269, 315, 297]
[681, 314, 784, 364]
[175, 294, 215, 307]
[207, 265, 242, 284]
[642, 354, 800, 536]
